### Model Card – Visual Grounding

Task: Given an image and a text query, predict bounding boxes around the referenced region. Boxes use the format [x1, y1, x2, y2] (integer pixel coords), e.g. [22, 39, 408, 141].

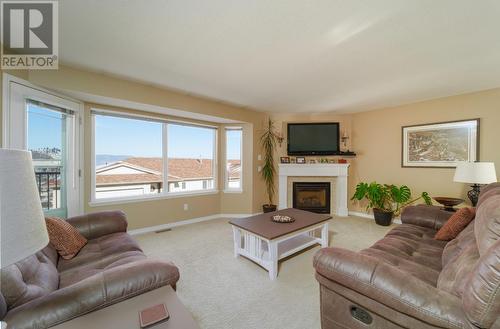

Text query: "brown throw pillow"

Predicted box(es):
[435, 207, 476, 241]
[45, 216, 88, 259]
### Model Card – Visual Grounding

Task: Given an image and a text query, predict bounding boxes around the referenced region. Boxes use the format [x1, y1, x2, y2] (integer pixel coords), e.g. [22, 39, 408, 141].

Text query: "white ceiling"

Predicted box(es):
[59, 0, 500, 113]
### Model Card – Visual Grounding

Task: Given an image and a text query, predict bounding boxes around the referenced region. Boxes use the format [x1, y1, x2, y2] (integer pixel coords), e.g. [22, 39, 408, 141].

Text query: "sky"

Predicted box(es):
[27, 105, 242, 160]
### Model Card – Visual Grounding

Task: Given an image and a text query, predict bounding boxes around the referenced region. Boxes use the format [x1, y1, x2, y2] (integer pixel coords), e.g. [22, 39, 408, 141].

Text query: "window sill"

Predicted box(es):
[89, 190, 219, 207]
[223, 189, 243, 194]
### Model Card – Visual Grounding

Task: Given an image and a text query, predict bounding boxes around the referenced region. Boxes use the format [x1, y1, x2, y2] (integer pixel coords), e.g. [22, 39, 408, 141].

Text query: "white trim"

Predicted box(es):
[2, 73, 85, 216]
[349, 211, 401, 224]
[89, 189, 220, 207]
[128, 212, 255, 236]
[223, 189, 243, 194]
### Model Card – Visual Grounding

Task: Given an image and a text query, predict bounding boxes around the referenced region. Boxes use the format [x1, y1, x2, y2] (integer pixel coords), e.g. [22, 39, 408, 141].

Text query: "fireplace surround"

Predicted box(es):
[293, 182, 331, 213]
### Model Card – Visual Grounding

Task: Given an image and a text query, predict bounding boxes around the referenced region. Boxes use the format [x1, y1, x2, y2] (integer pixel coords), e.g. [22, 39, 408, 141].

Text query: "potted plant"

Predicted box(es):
[351, 182, 432, 226]
[260, 118, 278, 213]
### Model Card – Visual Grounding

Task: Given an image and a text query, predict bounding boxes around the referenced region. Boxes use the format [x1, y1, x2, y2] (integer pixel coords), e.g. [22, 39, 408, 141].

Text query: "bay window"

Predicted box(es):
[91, 109, 217, 203]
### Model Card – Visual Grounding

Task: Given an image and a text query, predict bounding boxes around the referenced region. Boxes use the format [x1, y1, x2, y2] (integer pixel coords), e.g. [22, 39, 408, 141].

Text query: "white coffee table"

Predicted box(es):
[229, 208, 331, 280]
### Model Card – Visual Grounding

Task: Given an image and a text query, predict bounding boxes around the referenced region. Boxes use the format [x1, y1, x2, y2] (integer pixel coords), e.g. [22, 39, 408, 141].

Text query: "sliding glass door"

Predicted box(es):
[3, 76, 83, 217]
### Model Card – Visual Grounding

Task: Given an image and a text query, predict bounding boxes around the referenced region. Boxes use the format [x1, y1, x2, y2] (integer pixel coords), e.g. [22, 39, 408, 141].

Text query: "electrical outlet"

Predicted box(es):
[257, 154, 262, 161]
[257, 166, 262, 172]
[183, 204, 189, 211]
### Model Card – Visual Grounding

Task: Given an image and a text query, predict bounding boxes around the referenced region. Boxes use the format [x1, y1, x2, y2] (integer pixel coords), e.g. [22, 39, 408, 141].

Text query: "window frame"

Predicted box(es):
[90, 108, 219, 206]
[223, 126, 243, 193]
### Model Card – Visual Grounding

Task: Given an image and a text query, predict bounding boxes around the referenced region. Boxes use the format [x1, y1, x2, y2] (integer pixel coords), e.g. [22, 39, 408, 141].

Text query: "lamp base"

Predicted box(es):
[467, 184, 481, 207]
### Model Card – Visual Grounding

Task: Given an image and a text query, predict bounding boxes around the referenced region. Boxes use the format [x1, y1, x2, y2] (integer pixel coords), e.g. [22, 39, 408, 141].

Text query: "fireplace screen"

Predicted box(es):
[293, 182, 331, 214]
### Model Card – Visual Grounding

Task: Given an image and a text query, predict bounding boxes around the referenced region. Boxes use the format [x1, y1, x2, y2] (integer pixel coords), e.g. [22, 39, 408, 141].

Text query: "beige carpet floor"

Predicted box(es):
[134, 215, 394, 329]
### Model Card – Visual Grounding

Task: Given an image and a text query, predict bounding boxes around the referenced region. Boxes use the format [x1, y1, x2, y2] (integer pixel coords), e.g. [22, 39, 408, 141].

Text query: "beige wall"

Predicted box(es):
[350, 88, 500, 211]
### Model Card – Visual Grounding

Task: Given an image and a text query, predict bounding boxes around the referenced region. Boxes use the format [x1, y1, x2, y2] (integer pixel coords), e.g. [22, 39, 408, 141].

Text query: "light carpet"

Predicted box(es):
[134, 215, 394, 329]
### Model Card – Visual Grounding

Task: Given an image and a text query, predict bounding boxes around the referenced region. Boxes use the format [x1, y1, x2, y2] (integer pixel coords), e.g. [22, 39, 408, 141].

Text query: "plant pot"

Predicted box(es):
[263, 204, 277, 213]
[373, 208, 393, 226]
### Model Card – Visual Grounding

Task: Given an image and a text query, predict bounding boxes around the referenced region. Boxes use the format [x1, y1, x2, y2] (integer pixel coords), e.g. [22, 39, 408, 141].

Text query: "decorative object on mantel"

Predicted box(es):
[271, 214, 295, 223]
[290, 157, 296, 163]
[310, 159, 316, 164]
[453, 161, 497, 206]
[280, 156, 290, 163]
[433, 197, 464, 212]
[402, 119, 479, 168]
[341, 130, 349, 151]
[296, 156, 306, 164]
[338, 159, 347, 164]
[260, 118, 279, 213]
[328, 159, 336, 163]
[351, 182, 432, 226]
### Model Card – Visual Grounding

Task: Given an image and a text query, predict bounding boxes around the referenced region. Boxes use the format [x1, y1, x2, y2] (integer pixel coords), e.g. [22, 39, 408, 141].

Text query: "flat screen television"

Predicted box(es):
[287, 123, 340, 155]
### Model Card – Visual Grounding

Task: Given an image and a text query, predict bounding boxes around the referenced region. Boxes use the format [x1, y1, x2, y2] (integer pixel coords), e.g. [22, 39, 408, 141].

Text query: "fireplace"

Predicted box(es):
[293, 182, 331, 214]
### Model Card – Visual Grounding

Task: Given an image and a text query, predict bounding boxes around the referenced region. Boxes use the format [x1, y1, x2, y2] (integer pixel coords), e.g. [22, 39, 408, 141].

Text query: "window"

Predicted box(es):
[93, 114, 163, 200]
[225, 128, 242, 191]
[91, 110, 218, 202]
[167, 124, 216, 193]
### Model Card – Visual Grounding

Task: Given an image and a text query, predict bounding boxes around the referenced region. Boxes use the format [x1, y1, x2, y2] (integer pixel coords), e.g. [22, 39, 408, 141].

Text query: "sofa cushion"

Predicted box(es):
[359, 224, 447, 286]
[462, 239, 500, 328]
[46, 217, 88, 260]
[441, 220, 476, 267]
[0, 245, 59, 310]
[434, 207, 475, 241]
[57, 232, 143, 273]
[475, 195, 500, 255]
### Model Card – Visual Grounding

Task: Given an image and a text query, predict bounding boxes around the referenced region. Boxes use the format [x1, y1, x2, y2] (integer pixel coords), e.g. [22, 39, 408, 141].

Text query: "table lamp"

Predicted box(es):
[453, 161, 497, 206]
[0, 149, 49, 329]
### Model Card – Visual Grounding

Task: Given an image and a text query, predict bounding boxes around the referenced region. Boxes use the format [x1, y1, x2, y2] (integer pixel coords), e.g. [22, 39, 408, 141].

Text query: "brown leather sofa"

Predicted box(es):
[314, 182, 500, 329]
[0, 211, 180, 329]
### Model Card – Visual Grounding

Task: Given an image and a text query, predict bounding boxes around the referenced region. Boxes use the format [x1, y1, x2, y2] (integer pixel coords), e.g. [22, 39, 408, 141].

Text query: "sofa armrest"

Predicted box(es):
[313, 247, 467, 329]
[3, 259, 179, 329]
[401, 205, 452, 230]
[66, 211, 128, 240]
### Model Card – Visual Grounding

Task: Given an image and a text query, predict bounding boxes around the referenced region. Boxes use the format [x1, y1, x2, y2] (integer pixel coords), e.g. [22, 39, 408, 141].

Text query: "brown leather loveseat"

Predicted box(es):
[0, 211, 180, 329]
[314, 183, 500, 329]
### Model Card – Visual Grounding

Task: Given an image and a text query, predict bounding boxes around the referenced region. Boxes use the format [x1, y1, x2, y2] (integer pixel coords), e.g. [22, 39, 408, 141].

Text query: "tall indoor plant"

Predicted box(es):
[260, 118, 278, 213]
[351, 182, 432, 225]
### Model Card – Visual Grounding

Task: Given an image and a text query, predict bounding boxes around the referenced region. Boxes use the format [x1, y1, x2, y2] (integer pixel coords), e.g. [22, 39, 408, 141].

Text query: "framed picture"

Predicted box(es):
[402, 119, 479, 168]
[280, 156, 290, 163]
[296, 157, 306, 164]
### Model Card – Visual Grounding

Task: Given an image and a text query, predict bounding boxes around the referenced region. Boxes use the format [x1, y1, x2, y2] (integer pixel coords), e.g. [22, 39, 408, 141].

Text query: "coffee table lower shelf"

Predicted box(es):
[231, 222, 329, 280]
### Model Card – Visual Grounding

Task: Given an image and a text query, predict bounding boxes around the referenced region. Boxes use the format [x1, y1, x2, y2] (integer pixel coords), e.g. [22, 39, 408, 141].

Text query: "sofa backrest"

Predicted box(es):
[462, 186, 500, 328]
[0, 245, 59, 313]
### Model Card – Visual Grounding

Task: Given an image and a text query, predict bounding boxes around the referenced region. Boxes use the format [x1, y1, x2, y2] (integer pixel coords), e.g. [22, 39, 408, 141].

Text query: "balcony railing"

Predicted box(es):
[35, 171, 61, 210]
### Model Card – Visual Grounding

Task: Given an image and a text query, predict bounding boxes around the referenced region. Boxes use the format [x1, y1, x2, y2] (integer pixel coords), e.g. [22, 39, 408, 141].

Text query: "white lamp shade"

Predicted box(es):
[0, 149, 49, 268]
[453, 161, 497, 184]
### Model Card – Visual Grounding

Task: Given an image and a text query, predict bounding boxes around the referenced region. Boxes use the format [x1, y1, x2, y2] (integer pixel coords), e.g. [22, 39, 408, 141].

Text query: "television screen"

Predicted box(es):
[287, 123, 340, 155]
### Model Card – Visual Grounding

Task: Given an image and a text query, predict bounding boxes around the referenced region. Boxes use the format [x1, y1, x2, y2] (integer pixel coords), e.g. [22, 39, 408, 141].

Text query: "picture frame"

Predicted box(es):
[280, 156, 290, 164]
[402, 119, 479, 168]
[296, 157, 306, 164]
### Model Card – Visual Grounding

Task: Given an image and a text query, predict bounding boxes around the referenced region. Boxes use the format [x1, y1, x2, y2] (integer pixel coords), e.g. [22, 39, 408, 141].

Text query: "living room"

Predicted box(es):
[1, 1, 499, 329]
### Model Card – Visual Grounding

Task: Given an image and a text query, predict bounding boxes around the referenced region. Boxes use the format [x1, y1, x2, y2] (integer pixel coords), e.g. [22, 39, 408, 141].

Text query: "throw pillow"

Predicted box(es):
[45, 216, 88, 259]
[435, 207, 476, 241]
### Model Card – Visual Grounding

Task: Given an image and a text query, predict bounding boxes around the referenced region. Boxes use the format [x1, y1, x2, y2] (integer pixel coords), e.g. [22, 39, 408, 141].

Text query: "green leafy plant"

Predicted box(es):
[351, 181, 432, 216]
[260, 118, 278, 205]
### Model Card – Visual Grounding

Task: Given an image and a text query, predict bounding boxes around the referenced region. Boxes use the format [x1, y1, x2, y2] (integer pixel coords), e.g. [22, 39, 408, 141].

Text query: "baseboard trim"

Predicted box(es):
[348, 211, 401, 224]
[128, 213, 255, 236]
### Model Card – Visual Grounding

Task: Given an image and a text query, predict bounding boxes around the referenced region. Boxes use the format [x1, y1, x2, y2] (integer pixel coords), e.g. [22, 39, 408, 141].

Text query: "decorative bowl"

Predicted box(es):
[271, 215, 295, 223]
[433, 197, 464, 211]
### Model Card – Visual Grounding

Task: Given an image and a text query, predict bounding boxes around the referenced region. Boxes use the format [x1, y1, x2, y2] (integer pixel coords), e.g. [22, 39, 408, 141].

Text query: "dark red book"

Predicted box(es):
[139, 303, 170, 328]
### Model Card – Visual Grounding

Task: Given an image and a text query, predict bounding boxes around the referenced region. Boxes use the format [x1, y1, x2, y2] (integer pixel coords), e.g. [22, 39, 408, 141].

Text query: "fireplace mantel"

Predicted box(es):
[278, 163, 350, 216]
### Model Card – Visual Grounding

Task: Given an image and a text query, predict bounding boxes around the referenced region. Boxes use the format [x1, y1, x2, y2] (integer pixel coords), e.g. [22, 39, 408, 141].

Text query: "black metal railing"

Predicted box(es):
[35, 171, 61, 210]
